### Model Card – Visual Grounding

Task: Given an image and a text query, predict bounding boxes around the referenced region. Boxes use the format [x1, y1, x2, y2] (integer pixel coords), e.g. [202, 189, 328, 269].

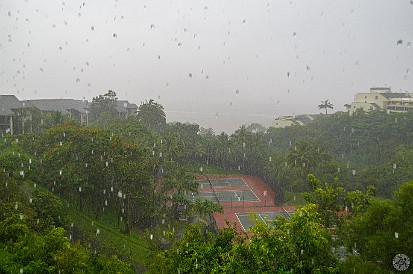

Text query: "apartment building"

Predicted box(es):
[346, 87, 413, 114]
[0, 95, 138, 135]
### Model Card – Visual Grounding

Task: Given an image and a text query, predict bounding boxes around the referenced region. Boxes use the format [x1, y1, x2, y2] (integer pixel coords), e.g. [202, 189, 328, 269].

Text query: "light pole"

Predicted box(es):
[264, 190, 267, 207]
[200, 167, 218, 203]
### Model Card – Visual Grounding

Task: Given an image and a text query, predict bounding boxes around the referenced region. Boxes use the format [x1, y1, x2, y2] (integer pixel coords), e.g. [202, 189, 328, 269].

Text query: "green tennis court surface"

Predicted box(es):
[197, 178, 246, 189]
[192, 189, 259, 202]
[236, 211, 293, 231]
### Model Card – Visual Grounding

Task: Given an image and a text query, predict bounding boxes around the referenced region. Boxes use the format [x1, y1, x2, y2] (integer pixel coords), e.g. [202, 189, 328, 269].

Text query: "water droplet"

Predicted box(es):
[188, 73, 192, 78]
[91, 26, 94, 31]
[287, 71, 290, 78]
[150, 24, 155, 29]
[407, 42, 411, 48]
[113, 33, 117, 38]
[76, 78, 80, 83]
[236, 89, 239, 94]
[397, 39, 403, 46]
[292, 32, 297, 38]
[177, 42, 182, 48]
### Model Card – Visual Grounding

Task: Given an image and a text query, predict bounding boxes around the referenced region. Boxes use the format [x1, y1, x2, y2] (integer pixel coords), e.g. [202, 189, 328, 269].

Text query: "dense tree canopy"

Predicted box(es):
[137, 99, 166, 133]
[89, 90, 119, 125]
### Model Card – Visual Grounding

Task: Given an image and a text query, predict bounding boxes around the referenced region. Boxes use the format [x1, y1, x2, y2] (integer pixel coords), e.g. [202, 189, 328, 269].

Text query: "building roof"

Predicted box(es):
[381, 93, 411, 99]
[370, 87, 391, 93]
[294, 114, 317, 125]
[370, 103, 381, 109]
[27, 99, 89, 114]
[115, 100, 138, 114]
[1, 96, 138, 117]
[0, 95, 25, 116]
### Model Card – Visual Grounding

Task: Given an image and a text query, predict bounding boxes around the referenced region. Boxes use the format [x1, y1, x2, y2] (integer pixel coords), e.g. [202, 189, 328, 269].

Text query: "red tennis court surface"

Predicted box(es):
[197, 175, 296, 232]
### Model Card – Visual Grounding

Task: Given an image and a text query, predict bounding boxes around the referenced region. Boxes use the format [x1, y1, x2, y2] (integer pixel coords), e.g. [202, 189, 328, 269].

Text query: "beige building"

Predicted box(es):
[386, 98, 413, 113]
[272, 114, 317, 129]
[346, 87, 413, 114]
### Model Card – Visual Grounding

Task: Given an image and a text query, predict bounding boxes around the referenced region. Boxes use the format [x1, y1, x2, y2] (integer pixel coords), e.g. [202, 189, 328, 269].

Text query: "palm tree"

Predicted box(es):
[318, 100, 334, 115]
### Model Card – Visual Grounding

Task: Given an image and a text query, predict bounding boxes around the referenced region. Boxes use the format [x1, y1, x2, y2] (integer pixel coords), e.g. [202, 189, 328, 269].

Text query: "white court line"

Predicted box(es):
[258, 214, 269, 225]
[235, 213, 247, 232]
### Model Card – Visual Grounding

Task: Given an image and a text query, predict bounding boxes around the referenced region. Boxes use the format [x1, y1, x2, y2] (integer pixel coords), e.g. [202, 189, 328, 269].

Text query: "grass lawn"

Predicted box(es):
[284, 191, 307, 206]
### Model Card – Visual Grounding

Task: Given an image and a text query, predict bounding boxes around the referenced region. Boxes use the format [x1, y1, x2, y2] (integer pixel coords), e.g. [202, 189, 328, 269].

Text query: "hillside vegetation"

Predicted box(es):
[1, 96, 412, 272]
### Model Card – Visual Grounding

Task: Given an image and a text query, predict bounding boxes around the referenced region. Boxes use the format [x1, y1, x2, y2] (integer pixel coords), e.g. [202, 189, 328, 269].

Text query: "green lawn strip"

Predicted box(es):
[66, 207, 154, 268]
[21, 180, 155, 270]
[284, 191, 307, 206]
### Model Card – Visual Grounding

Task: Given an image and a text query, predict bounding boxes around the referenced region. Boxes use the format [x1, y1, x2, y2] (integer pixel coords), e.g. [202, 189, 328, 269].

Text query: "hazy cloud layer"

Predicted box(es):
[1, 0, 412, 132]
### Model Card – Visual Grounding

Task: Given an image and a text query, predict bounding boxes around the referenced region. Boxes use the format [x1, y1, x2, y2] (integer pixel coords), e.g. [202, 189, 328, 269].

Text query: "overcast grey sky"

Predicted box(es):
[1, 0, 412, 133]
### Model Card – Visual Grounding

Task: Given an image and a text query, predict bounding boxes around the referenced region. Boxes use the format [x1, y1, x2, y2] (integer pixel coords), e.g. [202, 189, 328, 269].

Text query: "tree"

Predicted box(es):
[136, 99, 166, 133]
[150, 204, 338, 273]
[162, 161, 197, 220]
[30, 125, 156, 230]
[41, 110, 75, 130]
[244, 123, 267, 133]
[286, 140, 335, 191]
[89, 90, 118, 125]
[305, 174, 375, 227]
[341, 181, 413, 272]
[318, 99, 334, 115]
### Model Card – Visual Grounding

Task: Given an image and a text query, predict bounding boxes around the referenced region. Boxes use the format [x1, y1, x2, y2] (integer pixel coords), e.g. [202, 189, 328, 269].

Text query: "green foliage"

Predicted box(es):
[191, 199, 223, 222]
[305, 175, 346, 227]
[90, 90, 119, 125]
[151, 205, 338, 273]
[30, 188, 68, 231]
[305, 174, 375, 227]
[318, 99, 334, 115]
[29, 125, 157, 230]
[0, 145, 38, 183]
[341, 181, 413, 271]
[41, 110, 75, 130]
[137, 99, 166, 133]
[0, 171, 136, 273]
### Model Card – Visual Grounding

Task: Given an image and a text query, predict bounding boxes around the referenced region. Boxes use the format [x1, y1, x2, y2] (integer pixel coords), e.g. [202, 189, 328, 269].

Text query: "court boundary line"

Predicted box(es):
[236, 211, 294, 230]
[235, 213, 247, 232]
[214, 189, 261, 202]
[197, 178, 247, 189]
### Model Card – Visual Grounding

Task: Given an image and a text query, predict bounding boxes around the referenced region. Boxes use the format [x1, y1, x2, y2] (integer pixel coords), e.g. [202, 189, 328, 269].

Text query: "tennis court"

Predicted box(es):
[236, 211, 293, 231]
[193, 189, 259, 203]
[198, 178, 246, 189]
